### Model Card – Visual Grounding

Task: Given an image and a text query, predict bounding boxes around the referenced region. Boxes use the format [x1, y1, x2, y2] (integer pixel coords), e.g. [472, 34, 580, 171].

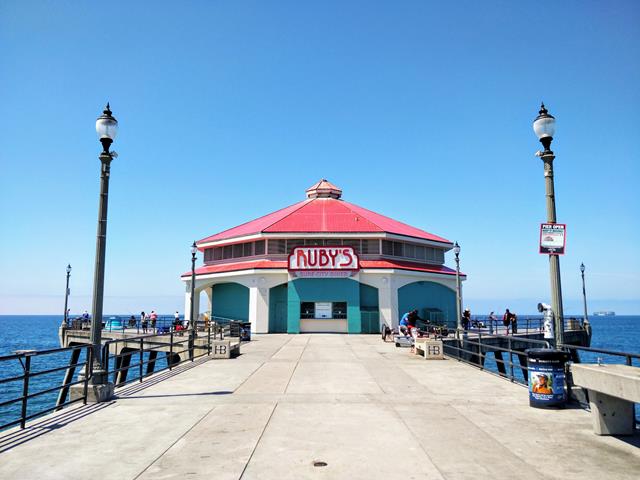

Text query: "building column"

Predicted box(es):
[184, 283, 201, 321]
[249, 286, 269, 334]
[377, 277, 399, 329]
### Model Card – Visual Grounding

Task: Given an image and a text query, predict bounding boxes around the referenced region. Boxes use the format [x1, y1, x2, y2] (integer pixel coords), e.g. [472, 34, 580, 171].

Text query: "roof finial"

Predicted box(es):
[305, 179, 342, 199]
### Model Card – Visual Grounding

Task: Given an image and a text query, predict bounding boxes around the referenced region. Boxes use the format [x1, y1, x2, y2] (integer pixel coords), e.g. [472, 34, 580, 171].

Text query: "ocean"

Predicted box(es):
[0, 314, 638, 429]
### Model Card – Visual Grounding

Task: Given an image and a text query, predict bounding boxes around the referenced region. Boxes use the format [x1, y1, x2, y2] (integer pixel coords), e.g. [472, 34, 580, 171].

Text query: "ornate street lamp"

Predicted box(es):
[533, 103, 564, 346]
[189, 241, 197, 361]
[89, 103, 118, 394]
[453, 242, 462, 337]
[580, 263, 589, 324]
[61, 264, 72, 327]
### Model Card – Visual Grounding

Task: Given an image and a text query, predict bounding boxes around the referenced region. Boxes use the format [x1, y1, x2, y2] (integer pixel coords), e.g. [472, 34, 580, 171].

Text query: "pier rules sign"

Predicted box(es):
[539, 224, 566, 255]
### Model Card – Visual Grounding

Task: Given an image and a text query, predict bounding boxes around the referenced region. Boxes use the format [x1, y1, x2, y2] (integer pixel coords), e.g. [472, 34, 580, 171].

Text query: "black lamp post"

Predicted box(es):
[89, 103, 118, 388]
[61, 264, 72, 327]
[453, 242, 462, 336]
[533, 103, 564, 347]
[189, 241, 197, 360]
[580, 263, 589, 324]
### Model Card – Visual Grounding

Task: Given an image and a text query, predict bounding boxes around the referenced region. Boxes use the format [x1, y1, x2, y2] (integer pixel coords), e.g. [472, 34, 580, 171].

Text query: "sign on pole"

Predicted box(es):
[539, 223, 566, 255]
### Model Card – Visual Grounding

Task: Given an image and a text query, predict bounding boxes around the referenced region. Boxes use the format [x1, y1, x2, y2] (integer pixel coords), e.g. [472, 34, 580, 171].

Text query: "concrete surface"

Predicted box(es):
[1, 334, 639, 480]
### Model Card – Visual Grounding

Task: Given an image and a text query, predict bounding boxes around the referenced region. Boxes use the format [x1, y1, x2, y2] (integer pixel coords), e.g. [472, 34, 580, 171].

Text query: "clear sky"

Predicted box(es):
[1, 1, 638, 315]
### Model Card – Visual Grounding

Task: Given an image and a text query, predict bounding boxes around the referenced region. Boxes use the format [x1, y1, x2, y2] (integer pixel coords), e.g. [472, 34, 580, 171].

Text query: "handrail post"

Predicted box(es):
[20, 355, 31, 429]
[139, 338, 144, 382]
[627, 355, 632, 367]
[478, 332, 483, 370]
[169, 330, 174, 371]
[508, 337, 514, 382]
[83, 347, 91, 405]
[207, 326, 211, 356]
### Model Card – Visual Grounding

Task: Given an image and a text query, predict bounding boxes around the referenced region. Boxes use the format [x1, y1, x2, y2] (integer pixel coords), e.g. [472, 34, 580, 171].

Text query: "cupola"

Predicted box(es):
[305, 179, 342, 199]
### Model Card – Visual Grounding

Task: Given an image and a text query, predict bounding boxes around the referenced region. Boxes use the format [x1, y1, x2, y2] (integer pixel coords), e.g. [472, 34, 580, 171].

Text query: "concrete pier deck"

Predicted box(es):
[1, 334, 638, 479]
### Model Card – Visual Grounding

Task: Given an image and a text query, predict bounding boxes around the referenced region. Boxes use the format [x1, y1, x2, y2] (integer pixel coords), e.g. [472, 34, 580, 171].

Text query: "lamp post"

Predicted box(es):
[580, 263, 589, 324]
[89, 103, 118, 389]
[533, 103, 564, 347]
[189, 241, 197, 360]
[453, 242, 462, 337]
[61, 264, 72, 327]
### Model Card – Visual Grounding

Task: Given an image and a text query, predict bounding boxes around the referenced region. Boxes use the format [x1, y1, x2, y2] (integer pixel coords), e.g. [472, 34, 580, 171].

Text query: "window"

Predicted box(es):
[305, 239, 324, 246]
[332, 302, 347, 319]
[342, 239, 360, 252]
[425, 247, 435, 261]
[213, 248, 223, 261]
[434, 249, 445, 263]
[268, 239, 287, 254]
[204, 249, 213, 262]
[415, 245, 426, 260]
[404, 243, 415, 259]
[223, 245, 232, 259]
[361, 239, 380, 254]
[382, 240, 393, 255]
[243, 242, 253, 257]
[232, 243, 243, 258]
[393, 241, 404, 257]
[254, 240, 265, 255]
[286, 239, 305, 251]
[300, 302, 315, 319]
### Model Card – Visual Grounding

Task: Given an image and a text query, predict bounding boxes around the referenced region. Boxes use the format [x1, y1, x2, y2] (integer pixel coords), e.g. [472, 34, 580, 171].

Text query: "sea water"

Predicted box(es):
[0, 314, 638, 429]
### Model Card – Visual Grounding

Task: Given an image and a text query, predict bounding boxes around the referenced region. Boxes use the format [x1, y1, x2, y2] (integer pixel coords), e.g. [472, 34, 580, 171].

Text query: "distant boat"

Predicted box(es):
[593, 311, 615, 316]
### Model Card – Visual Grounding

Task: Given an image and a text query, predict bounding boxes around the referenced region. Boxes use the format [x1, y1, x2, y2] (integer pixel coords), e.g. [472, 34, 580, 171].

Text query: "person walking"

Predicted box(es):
[503, 309, 511, 335]
[462, 308, 471, 330]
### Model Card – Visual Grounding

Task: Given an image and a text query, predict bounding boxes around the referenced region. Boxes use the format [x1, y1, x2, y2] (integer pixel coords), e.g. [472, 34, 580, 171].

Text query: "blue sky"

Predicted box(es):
[1, 1, 638, 315]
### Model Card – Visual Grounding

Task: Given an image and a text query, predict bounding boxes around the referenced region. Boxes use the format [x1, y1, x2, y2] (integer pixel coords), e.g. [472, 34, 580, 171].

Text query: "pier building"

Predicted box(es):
[182, 180, 465, 334]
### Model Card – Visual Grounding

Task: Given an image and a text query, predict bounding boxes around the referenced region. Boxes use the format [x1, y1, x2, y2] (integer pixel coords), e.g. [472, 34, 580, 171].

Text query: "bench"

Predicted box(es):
[414, 338, 444, 360]
[570, 364, 640, 435]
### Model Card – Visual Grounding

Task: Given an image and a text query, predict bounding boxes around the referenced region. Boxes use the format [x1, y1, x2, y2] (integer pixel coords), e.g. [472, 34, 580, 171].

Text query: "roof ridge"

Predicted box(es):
[197, 199, 309, 243]
[270, 197, 314, 228]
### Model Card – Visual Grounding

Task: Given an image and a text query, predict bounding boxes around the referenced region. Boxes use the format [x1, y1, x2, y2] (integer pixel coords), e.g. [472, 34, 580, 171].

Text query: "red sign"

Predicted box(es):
[288, 246, 359, 272]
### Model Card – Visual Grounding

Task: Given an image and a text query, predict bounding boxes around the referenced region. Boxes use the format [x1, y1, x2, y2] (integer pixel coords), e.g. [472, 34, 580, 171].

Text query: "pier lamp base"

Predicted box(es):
[71, 367, 114, 403]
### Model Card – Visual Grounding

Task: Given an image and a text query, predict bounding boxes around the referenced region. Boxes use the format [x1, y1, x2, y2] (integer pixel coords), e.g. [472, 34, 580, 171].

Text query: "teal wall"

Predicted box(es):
[359, 283, 380, 333]
[398, 281, 456, 328]
[212, 283, 249, 321]
[287, 278, 361, 334]
[269, 283, 289, 333]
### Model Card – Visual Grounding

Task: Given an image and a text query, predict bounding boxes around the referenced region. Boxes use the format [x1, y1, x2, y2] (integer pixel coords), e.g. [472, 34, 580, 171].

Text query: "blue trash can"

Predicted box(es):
[526, 348, 569, 408]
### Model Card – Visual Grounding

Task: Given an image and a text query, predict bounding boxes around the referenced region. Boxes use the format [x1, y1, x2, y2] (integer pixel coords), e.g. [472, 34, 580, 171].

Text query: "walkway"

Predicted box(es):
[0, 334, 638, 479]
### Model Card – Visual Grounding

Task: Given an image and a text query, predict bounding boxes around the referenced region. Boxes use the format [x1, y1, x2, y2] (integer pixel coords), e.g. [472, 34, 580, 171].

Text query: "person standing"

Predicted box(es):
[141, 311, 148, 333]
[488, 311, 497, 334]
[150, 310, 158, 332]
[462, 308, 471, 330]
[503, 309, 511, 335]
[511, 311, 518, 334]
[174, 311, 181, 329]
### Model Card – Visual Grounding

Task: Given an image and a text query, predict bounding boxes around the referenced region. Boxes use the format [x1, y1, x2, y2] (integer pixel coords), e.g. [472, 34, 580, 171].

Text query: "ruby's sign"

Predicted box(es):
[288, 246, 359, 277]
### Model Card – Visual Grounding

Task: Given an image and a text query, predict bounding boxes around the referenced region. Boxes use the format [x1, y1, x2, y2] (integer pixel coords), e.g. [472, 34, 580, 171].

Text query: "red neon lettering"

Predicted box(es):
[340, 249, 353, 267]
[296, 249, 307, 268]
[319, 249, 330, 267]
[328, 249, 339, 267]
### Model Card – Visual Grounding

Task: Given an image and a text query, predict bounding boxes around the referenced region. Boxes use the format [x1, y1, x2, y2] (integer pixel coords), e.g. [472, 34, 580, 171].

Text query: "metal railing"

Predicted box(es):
[0, 345, 92, 431]
[443, 333, 551, 384]
[102, 327, 214, 388]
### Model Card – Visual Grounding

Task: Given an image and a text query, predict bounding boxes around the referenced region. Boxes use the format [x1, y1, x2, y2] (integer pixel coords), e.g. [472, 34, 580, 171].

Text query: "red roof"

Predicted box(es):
[198, 181, 451, 244]
[182, 259, 463, 277]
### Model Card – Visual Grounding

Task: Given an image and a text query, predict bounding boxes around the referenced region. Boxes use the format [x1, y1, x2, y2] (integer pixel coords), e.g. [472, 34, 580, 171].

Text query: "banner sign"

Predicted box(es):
[539, 223, 566, 255]
[288, 246, 359, 276]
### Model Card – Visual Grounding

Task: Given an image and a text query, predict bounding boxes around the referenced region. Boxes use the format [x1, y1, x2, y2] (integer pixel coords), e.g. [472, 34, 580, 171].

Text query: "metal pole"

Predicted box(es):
[89, 142, 114, 385]
[454, 249, 462, 337]
[189, 243, 197, 361]
[541, 151, 565, 346]
[580, 263, 589, 324]
[62, 266, 71, 327]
